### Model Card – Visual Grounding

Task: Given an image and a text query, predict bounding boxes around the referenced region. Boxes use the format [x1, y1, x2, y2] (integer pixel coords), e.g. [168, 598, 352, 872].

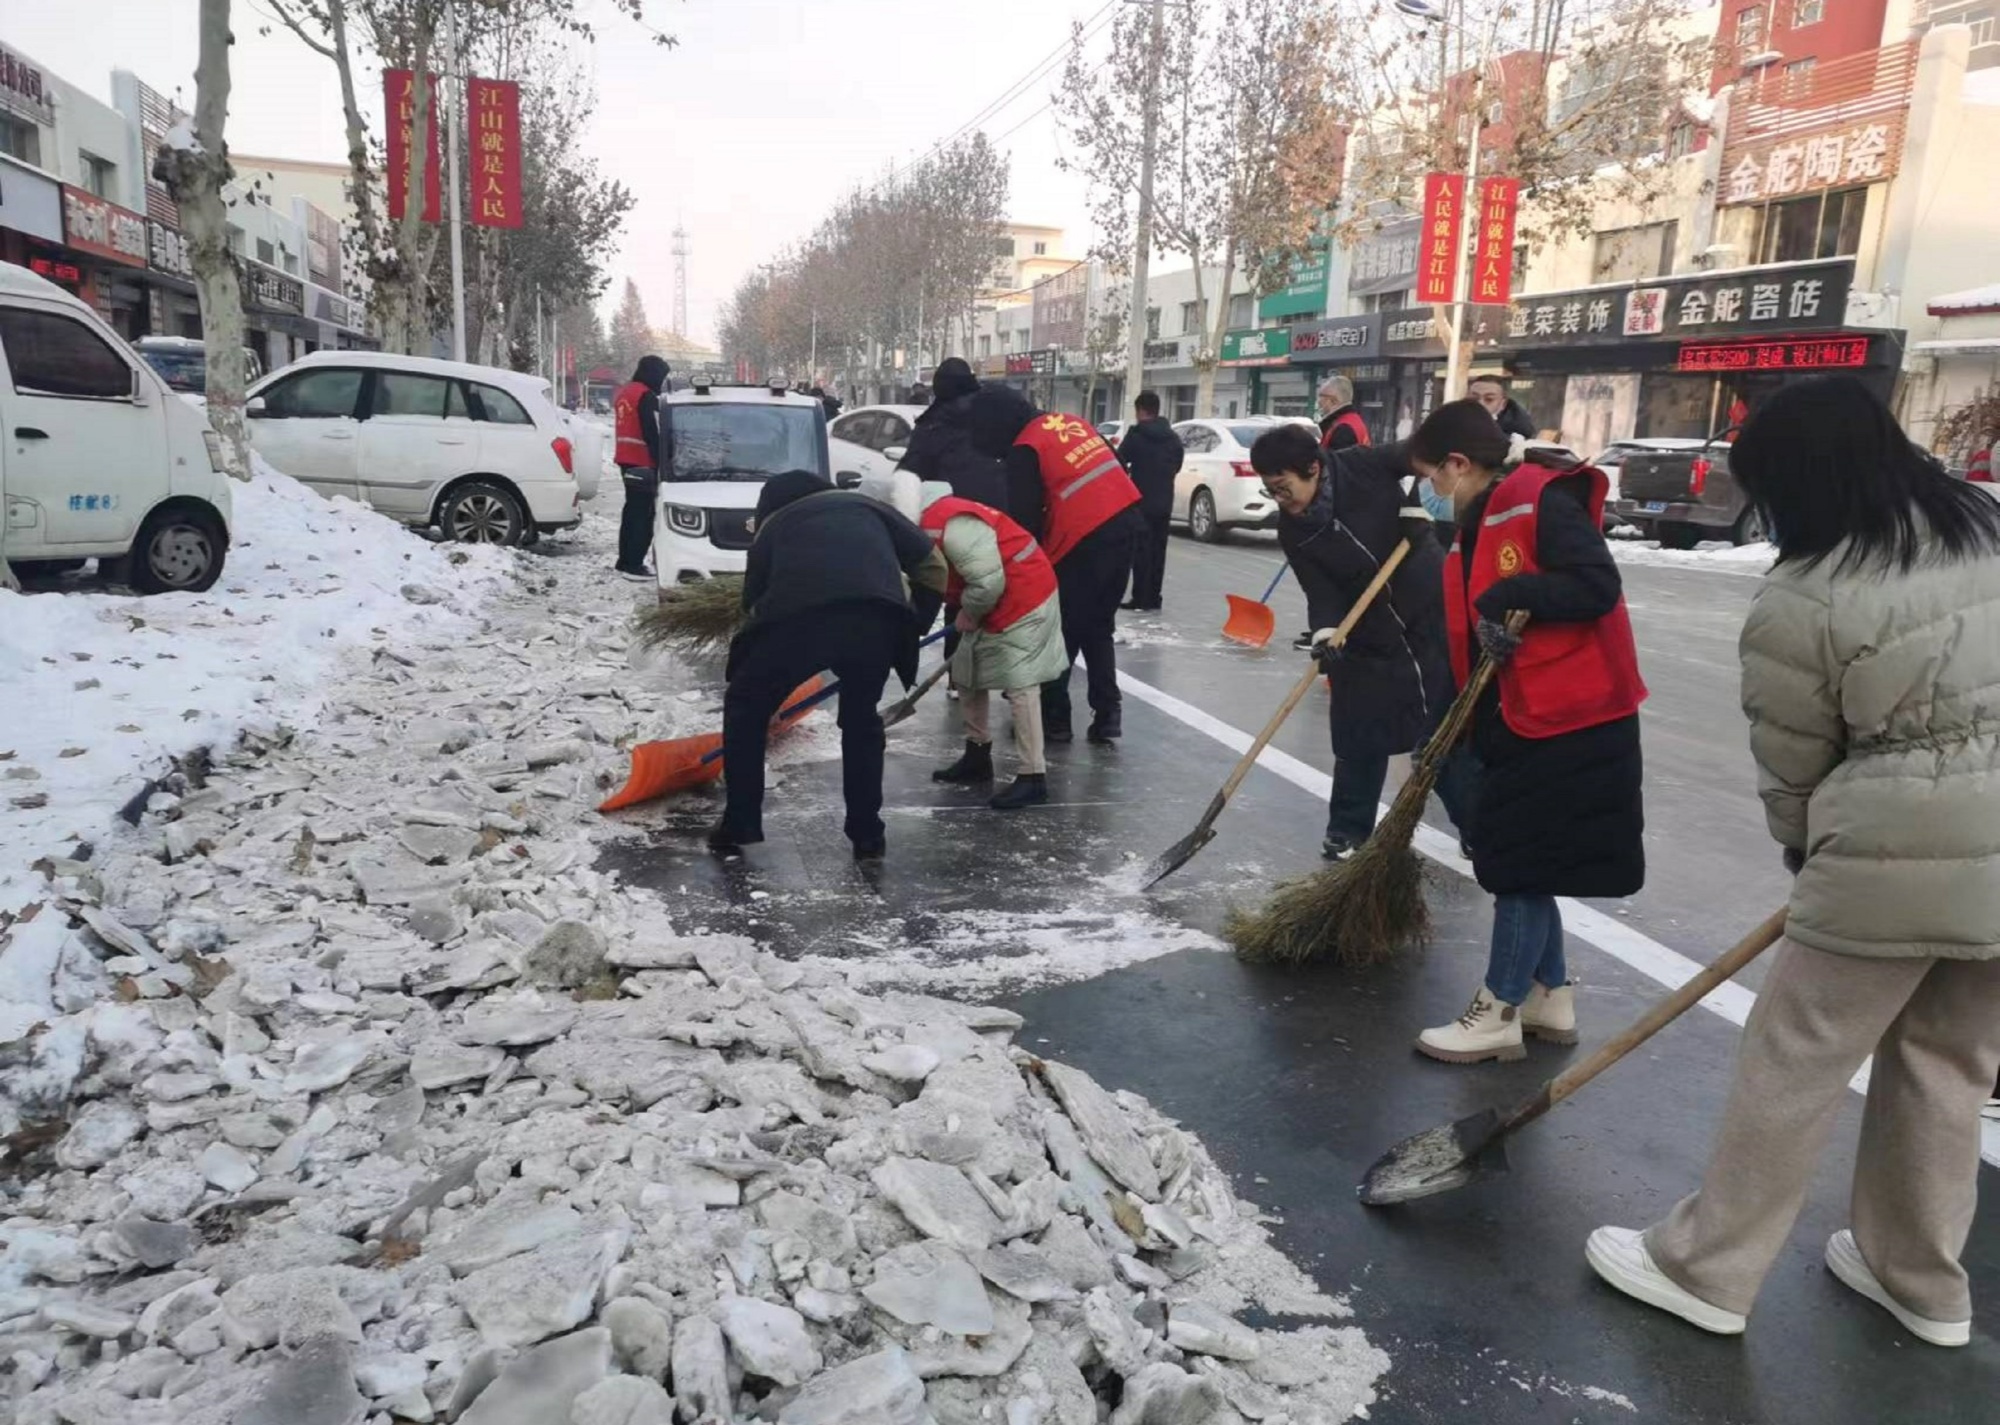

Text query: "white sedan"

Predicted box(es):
[1170, 418, 1299, 542]
[829, 403, 926, 519]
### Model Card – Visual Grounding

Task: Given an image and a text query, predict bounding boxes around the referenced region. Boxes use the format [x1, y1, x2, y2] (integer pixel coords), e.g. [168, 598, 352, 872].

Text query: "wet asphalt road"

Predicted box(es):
[596, 531, 1999, 1424]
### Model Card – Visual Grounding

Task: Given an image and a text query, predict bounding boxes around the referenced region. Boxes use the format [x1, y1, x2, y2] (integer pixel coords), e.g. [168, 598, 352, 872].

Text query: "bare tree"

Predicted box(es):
[154, 0, 250, 481]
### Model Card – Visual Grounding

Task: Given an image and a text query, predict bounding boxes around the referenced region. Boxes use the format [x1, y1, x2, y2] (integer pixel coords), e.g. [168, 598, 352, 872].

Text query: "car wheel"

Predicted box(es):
[130, 505, 226, 595]
[1730, 504, 1767, 546]
[1189, 488, 1224, 544]
[1657, 522, 1701, 551]
[440, 481, 527, 546]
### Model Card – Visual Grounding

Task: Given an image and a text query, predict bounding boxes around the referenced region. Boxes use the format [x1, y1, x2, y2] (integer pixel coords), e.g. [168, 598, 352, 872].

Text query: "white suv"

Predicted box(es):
[0, 264, 233, 593]
[245, 351, 581, 546]
[655, 384, 831, 584]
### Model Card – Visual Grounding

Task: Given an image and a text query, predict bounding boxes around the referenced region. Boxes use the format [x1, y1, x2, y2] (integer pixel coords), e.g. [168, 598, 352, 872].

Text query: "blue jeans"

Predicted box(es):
[1486, 893, 1566, 1005]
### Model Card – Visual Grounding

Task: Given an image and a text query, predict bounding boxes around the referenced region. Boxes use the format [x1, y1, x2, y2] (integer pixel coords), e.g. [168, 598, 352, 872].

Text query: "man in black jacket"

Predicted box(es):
[1470, 375, 1537, 441]
[1250, 423, 1464, 860]
[897, 358, 1009, 511]
[712, 472, 945, 861]
[1117, 390, 1183, 612]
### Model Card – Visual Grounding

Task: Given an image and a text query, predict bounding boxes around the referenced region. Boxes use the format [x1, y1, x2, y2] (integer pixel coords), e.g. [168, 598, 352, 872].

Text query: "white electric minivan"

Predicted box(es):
[0, 264, 233, 594]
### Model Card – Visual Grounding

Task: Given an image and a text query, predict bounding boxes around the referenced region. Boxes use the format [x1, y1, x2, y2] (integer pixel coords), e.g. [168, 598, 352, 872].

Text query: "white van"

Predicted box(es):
[0, 264, 233, 594]
[244, 351, 582, 547]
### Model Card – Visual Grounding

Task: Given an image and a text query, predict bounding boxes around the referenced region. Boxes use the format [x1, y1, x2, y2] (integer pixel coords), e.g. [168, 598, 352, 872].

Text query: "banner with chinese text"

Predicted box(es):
[1416, 173, 1464, 305]
[1472, 178, 1520, 305]
[1716, 41, 1915, 207]
[468, 78, 524, 229]
[384, 69, 442, 223]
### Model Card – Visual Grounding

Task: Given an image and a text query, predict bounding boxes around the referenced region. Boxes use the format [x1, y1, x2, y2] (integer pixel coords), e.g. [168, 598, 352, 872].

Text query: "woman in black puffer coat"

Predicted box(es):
[897, 358, 1009, 512]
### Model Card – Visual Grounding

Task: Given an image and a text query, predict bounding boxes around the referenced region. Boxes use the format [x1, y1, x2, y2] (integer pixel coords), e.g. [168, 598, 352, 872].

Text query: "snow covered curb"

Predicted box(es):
[1609, 538, 1773, 576]
[0, 460, 515, 915]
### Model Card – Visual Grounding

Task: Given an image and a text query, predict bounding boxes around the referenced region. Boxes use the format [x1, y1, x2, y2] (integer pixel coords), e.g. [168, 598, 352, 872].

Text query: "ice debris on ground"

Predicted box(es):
[0, 457, 512, 916]
[1, 504, 1388, 1422]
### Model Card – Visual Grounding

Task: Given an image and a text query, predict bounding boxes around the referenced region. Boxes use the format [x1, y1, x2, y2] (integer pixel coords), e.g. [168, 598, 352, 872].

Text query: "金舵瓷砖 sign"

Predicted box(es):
[1483, 260, 1855, 350]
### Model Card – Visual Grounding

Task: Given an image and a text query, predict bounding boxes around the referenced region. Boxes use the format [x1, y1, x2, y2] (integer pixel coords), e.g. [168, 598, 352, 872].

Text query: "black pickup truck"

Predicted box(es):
[1607, 431, 1764, 549]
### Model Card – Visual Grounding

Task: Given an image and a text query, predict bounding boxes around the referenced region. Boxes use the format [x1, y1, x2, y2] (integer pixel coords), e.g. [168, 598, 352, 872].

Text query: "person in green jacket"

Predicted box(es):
[919, 482, 1068, 811]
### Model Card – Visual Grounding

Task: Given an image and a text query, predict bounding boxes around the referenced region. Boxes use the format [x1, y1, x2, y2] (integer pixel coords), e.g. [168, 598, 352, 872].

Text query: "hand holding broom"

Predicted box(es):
[1227, 609, 1530, 968]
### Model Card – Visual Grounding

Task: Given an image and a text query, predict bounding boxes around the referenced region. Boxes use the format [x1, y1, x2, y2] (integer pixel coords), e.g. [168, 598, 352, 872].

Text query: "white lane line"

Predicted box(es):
[1118, 672, 1997, 1161]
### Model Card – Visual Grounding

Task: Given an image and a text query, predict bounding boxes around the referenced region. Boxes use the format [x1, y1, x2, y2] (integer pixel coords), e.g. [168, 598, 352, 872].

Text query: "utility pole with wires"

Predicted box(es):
[1123, 0, 1165, 416]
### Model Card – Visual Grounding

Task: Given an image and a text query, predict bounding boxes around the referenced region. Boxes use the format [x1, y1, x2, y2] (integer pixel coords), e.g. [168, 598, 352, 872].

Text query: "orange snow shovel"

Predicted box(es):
[598, 675, 834, 812]
[1222, 563, 1290, 648]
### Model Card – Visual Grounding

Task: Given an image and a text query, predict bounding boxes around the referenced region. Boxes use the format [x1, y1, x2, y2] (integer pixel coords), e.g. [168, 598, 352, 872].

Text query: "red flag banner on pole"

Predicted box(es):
[467, 78, 524, 229]
[1473, 177, 1521, 305]
[384, 69, 442, 223]
[1416, 172, 1465, 306]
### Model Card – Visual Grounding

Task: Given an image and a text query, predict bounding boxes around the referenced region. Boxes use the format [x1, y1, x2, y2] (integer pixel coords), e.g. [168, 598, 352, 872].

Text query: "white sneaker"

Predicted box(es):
[1825, 1229, 1970, 1347]
[1415, 987, 1526, 1064]
[1586, 1226, 1747, 1336]
[1522, 981, 1579, 1045]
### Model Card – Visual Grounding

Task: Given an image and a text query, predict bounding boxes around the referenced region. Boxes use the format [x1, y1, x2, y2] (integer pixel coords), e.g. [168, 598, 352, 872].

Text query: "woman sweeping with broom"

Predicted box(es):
[1407, 400, 1648, 1064]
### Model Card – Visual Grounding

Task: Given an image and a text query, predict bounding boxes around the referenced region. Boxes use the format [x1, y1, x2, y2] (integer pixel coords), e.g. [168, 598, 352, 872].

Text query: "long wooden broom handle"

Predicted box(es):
[1499, 908, 1789, 1135]
[1206, 539, 1414, 812]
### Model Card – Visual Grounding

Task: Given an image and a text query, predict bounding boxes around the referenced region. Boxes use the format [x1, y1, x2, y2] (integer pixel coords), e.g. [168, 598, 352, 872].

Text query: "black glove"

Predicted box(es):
[1475, 617, 1522, 665]
[1782, 846, 1805, 875]
[1311, 633, 1345, 672]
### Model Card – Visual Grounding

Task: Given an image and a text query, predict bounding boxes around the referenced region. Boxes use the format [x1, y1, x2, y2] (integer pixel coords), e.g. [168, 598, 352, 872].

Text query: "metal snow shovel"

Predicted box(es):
[1222, 563, 1290, 648]
[1142, 540, 1413, 889]
[1357, 907, 1789, 1207]
[880, 661, 951, 730]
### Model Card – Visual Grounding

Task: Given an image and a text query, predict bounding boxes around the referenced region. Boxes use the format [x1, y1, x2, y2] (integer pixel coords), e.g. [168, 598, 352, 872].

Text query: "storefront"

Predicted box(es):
[1470, 258, 1905, 448]
[1218, 327, 1294, 415]
[242, 260, 309, 371]
[60, 185, 149, 337]
[305, 282, 374, 352]
[1381, 313, 1448, 441]
[1288, 314, 1391, 433]
[0, 154, 65, 277]
[143, 220, 201, 338]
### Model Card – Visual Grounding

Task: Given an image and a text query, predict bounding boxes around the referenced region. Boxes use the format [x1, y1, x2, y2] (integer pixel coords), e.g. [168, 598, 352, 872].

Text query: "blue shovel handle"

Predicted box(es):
[697, 627, 946, 767]
[1259, 563, 1288, 603]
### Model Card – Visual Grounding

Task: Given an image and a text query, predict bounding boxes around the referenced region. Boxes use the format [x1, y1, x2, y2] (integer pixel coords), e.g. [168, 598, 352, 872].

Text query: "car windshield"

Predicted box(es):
[141, 348, 206, 393]
[668, 402, 825, 482]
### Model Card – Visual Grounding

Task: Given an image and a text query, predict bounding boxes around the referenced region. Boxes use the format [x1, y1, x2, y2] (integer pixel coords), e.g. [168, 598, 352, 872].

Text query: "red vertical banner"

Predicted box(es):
[1472, 177, 1521, 305]
[467, 78, 524, 229]
[383, 69, 442, 223]
[1416, 172, 1465, 305]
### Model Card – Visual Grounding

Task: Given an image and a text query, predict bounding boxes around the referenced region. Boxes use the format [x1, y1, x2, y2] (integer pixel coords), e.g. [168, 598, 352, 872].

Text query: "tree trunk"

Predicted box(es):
[389, 28, 437, 355]
[1196, 237, 1237, 420]
[158, 0, 250, 481]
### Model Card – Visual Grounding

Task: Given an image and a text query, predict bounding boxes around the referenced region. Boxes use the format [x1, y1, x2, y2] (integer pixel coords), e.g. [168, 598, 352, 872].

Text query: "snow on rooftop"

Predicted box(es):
[1927, 283, 2000, 317]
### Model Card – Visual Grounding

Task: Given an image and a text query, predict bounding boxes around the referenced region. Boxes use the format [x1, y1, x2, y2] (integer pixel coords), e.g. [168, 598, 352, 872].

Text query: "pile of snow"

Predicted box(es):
[0, 511, 1390, 1424]
[1610, 539, 1774, 575]
[0, 458, 514, 915]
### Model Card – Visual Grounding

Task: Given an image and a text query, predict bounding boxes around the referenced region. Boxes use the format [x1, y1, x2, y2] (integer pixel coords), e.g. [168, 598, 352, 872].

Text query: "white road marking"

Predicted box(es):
[1117, 672, 2000, 1164]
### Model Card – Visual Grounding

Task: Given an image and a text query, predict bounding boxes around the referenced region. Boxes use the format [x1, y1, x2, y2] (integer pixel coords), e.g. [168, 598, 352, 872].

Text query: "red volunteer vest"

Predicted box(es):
[1014, 413, 1140, 564]
[1320, 410, 1370, 449]
[613, 380, 652, 469]
[1443, 461, 1647, 739]
[921, 495, 1058, 633]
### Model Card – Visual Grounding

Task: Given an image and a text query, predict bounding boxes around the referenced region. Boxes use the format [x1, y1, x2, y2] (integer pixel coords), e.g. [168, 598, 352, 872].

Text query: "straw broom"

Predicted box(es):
[1227, 612, 1527, 969]
[632, 576, 748, 656]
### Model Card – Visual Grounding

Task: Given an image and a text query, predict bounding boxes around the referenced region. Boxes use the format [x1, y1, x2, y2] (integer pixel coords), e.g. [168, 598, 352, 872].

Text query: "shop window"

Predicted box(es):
[1792, 0, 1823, 25]
[0, 113, 40, 167]
[1756, 185, 1865, 263]
[0, 309, 133, 400]
[82, 152, 117, 200]
[1591, 221, 1678, 283]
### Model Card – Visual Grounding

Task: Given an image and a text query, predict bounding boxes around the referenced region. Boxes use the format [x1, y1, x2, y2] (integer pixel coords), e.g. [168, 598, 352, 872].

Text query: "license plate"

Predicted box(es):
[1640, 501, 1668, 513]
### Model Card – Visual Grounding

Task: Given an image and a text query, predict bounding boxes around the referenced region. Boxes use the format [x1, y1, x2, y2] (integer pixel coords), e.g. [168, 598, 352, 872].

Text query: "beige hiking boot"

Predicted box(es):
[1415, 987, 1526, 1064]
[1522, 981, 1579, 1045]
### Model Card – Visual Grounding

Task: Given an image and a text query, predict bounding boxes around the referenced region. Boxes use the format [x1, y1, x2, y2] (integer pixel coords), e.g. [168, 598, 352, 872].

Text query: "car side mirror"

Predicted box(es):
[883, 445, 907, 463]
[245, 396, 269, 418]
[835, 471, 863, 490]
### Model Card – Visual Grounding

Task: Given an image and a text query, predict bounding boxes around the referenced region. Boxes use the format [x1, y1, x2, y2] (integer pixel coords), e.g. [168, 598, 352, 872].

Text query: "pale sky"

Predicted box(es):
[1, 0, 1109, 346]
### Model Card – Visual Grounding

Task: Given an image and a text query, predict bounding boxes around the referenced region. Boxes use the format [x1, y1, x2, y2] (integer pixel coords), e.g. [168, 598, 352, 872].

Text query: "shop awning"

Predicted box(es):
[1926, 285, 2000, 318]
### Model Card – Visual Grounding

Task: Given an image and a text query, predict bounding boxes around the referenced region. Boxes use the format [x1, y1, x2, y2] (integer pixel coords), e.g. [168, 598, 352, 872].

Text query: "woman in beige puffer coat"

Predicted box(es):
[1586, 375, 2000, 1348]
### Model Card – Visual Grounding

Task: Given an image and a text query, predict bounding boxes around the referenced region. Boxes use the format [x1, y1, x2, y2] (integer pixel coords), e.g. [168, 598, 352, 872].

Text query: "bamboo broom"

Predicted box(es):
[632, 575, 748, 656]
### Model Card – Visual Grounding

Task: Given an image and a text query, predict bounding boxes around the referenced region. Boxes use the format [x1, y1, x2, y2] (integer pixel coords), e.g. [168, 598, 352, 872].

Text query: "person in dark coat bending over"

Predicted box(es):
[1117, 390, 1184, 612]
[710, 472, 945, 862]
[1406, 399, 1647, 1064]
[966, 386, 1143, 745]
[1249, 423, 1458, 862]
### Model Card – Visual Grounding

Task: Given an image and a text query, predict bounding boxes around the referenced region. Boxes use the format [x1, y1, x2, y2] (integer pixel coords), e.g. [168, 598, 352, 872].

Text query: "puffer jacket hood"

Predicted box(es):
[1740, 536, 2000, 960]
